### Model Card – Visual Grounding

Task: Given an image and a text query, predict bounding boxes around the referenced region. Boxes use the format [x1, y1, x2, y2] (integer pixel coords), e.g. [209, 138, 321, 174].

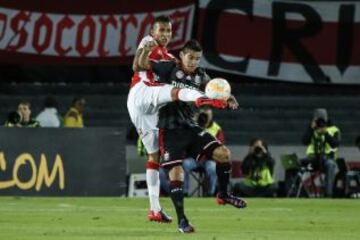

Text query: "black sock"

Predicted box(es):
[170, 180, 185, 224]
[216, 162, 231, 197]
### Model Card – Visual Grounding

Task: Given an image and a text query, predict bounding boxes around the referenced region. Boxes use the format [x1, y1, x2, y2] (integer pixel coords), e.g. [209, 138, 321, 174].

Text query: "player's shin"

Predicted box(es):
[146, 161, 161, 212]
[176, 88, 204, 102]
[216, 162, 231, 197]
[169, 180, 185, 223]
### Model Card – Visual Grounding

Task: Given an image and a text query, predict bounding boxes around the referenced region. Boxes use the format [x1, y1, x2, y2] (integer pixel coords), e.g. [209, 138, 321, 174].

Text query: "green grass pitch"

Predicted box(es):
[0, 197, 359, 240]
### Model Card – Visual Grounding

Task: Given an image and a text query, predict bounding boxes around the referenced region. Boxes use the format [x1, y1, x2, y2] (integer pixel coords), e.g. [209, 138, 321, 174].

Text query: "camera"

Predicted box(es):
[7, 111, 21, 125]
[315, 118, 327, 129]
[253, 146, 263, 155]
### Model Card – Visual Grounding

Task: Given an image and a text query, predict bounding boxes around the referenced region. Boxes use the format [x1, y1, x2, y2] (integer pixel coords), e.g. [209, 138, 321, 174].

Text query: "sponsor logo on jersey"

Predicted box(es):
[172, 81, 197, 90]
[153, 73, 160, 82]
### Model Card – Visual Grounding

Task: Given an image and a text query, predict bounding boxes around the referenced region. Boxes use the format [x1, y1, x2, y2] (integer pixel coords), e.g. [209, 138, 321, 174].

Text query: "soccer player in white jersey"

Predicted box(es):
[127, 16, 226, 223]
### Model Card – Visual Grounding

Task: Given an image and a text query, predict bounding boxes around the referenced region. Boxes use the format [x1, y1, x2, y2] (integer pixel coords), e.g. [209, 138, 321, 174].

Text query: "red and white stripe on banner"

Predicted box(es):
[0, 0, 195, 64]
[198, 0, 360, 84]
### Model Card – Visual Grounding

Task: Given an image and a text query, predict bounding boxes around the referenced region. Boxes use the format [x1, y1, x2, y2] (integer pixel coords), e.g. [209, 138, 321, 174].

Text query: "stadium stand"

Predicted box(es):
[1, 78, 359, 146]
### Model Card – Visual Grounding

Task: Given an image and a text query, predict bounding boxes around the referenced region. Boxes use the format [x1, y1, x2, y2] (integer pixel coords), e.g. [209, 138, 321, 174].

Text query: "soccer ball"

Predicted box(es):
[205, 78, 231, 100]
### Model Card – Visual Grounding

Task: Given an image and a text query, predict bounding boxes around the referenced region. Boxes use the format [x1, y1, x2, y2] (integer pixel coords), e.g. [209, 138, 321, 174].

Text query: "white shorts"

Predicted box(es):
[127, 81, 173, 153]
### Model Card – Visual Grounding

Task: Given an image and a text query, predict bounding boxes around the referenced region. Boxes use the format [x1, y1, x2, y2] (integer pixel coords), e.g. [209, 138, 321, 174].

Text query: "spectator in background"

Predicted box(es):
[182, 107, 220, 197]
[4, 111, 22, 127]
[302, 108, 340, 197]
[17, 100, 40, 127]
[36, 96, 63, 127]
[233, 138, 276, 197]
[64, 97, 86, 128]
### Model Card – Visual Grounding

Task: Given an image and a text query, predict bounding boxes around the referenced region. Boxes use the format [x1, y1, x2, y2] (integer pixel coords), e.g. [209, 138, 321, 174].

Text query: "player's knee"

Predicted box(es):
[148, 152, 160, 163]
[212, 146, 231, 163]
[168, 165, 184, 181]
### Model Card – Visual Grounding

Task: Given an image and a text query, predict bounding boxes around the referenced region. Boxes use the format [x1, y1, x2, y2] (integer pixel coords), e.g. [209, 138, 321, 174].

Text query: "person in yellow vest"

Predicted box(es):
[302, 108, 340, 197]
[64, 97, 86, 128]
[233, 138, 276, 197]
[182, 107, 220, 196]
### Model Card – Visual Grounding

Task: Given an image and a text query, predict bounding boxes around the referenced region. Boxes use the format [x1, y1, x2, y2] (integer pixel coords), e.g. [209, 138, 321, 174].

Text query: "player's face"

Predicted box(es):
[151, 22, 172, 47]
[180, 50, 202, 74]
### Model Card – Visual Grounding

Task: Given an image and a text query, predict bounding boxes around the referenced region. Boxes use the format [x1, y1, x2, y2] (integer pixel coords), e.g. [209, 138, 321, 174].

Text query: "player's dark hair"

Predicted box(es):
[153, 15, 171, 28]
[181, 39, 203, 53]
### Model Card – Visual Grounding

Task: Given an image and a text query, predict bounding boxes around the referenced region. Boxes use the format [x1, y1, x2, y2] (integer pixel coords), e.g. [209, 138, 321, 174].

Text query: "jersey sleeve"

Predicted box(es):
[200, 71, 211, 91]
[152, 61, 176, 84]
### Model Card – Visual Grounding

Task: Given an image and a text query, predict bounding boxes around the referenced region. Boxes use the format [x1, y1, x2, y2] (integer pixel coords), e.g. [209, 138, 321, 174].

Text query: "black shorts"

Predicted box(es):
[159, 126, 222, 169]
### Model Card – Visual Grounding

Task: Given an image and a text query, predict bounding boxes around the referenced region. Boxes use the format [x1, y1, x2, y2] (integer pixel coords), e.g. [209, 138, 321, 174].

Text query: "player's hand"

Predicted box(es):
[227, 95, 239, 109]
[143, 40, 158, 51]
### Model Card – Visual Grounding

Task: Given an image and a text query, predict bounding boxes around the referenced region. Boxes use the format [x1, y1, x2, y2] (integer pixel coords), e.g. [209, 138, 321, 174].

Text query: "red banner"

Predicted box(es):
[198, 0, 360, 84]
[0, 0, 195, 64]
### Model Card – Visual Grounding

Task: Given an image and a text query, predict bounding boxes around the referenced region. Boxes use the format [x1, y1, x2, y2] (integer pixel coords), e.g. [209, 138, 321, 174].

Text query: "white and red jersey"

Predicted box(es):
[127, 35, 175, 153]
[130, 35, 174, 88]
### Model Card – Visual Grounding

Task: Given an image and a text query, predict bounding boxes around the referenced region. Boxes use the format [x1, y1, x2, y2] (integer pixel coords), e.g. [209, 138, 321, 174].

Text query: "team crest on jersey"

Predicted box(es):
[153, 73, 160, 82]
[163, 151, 170, 161]
[194, 75, 201, 85]
[176, 70, 184, 79]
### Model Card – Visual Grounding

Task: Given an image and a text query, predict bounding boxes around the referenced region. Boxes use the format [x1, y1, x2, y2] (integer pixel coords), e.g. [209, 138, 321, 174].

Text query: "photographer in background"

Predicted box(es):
[233, 138, 276, 197]
[4, 111, 22, 127]
[302, 108, 340, 197]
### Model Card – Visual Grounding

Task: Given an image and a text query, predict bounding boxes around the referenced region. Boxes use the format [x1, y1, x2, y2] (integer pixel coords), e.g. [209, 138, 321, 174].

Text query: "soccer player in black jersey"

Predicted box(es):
[151, 40, 247, 233]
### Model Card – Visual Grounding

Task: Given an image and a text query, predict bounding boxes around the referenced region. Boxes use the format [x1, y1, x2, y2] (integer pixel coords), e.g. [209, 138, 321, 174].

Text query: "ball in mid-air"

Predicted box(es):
[205, 78, 231, 100]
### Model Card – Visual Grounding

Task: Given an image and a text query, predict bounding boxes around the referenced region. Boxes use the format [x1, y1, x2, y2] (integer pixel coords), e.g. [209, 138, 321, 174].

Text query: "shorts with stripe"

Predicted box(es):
[159, 126, 222, 169]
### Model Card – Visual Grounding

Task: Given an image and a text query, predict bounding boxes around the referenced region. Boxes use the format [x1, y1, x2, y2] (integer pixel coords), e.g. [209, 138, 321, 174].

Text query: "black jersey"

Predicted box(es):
[152, 61, 210, 129]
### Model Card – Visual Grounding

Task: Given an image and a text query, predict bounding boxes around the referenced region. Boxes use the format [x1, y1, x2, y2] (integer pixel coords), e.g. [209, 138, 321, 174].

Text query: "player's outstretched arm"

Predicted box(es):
[137, 41, 157, 70]
[132, 40, 157, 71]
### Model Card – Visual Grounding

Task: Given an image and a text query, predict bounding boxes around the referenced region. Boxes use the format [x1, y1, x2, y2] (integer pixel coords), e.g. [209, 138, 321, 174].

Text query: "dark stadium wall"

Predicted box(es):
[0, 128, 127, 196]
